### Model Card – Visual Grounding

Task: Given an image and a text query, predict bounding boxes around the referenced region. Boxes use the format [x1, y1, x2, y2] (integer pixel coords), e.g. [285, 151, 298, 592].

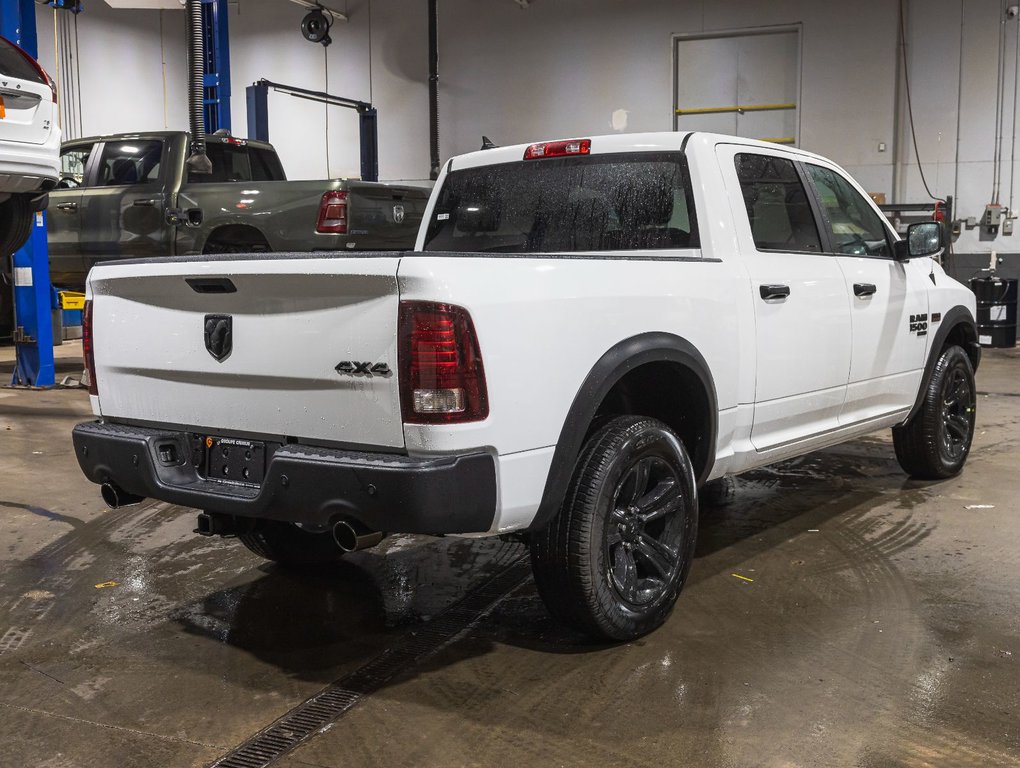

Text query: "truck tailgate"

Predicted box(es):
[347, 181, 430, 248]
[88, 256, 405, 449]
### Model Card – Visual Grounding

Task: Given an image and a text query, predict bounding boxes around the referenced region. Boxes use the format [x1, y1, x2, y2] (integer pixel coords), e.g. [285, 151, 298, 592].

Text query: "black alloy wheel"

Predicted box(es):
[530, 415, 698, 641]
[606, 455, 687, 608]
[939, 364, 975, 463]
[893, 344, 977, 480]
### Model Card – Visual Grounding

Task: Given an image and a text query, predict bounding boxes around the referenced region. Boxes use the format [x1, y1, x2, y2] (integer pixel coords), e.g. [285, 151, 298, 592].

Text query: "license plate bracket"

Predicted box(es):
[193, 435, 266, 486]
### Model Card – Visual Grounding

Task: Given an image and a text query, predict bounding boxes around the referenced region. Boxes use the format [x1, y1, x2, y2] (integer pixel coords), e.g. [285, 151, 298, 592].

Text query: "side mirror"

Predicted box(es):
[894, 221, 943, 260]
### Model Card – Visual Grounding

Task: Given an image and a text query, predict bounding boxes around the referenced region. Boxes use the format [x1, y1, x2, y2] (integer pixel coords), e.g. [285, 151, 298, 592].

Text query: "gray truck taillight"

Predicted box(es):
[398, 301, 488, 424]
[83, 300, 98, 396]
[316, 190, 348, 233]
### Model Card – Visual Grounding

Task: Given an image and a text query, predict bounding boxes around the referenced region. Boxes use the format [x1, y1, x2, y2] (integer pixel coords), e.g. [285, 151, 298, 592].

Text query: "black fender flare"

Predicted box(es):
[904, 305, 979, 424]
[529, 332, 718, 532]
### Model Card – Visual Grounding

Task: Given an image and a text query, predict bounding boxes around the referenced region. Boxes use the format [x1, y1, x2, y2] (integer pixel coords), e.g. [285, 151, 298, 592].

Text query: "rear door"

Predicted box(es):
[802, 162, 929, 422]
[88, 256, 406, 448]
[719, 145, 852, 451]
[0, 37, 54, 147]
[79, 138, 172, 261]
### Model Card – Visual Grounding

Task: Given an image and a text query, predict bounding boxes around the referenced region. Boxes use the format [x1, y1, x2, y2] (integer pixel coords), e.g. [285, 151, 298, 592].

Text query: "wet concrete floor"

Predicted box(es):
[0, 346, 1018, 767]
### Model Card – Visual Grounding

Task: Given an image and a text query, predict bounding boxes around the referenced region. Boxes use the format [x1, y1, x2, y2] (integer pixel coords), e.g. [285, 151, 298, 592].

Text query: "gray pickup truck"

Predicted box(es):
[46, 131, 430, 286]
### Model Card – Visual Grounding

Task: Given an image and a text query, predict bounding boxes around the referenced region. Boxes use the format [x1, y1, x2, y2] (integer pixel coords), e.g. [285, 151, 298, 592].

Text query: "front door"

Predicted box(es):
[802, 163, 929, 423]
[720, 146, 852, 451]
[78, 138, 170, 267]
[46, 141, 96, 286]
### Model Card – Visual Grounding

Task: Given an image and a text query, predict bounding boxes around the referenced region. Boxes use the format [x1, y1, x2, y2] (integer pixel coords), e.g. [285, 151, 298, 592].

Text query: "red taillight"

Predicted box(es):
[398, 301, 488, 424]
[524, 138, 591, 160]
[83, 300, 98, 396]
[1, 36, 57, 103]
[317, 190, 348, 234]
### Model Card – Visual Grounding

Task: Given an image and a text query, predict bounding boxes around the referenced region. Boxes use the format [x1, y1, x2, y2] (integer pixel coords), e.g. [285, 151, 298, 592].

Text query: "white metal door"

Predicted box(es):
[675, 27, 800, 145]
[718, 145, 851, 451]
[800, 162, 929, 422]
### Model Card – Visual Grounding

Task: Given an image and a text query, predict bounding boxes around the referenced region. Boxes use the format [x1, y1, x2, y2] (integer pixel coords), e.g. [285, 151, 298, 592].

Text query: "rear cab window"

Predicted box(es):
[187, 142, 286, 184]
[423, 152, 698, 253]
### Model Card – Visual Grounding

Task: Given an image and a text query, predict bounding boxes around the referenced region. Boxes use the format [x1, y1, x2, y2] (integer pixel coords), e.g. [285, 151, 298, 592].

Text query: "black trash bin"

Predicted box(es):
[970, 276, 1018, 348]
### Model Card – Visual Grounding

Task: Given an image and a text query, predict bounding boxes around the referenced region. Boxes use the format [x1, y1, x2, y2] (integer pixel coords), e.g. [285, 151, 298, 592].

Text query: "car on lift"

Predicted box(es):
[0, 35, 59, 255]
[0, 35, 59, 342]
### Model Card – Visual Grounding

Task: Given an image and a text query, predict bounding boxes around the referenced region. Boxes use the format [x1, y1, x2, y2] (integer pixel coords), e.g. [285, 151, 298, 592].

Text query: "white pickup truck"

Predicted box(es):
[72, 132, 980, 641]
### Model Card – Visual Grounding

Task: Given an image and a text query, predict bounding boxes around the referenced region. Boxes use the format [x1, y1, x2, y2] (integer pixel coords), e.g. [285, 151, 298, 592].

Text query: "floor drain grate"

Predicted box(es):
[210, 554, 531, 768]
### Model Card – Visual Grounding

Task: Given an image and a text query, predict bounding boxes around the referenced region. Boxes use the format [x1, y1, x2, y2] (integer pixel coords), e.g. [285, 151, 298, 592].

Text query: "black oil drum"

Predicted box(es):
[970, 276, 1018, 348]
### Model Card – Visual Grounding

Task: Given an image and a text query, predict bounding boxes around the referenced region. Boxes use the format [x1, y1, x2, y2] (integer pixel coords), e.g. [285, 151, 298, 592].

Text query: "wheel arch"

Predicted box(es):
[904, 305, 980, 424]
[201, 223, 271, 254]
[529, 332, 717, 532]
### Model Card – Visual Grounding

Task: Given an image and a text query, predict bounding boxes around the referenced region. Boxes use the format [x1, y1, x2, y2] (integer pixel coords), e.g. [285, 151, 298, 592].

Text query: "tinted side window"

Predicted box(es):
[0, 38, 45, 84]
[59, 144, 95, 187]
[96, 140, 163, 186]
[735, 153, 821, 253]
[424, 153, 698, 253]
[806, 164, 891, 258]
[188, 144, 286, 183]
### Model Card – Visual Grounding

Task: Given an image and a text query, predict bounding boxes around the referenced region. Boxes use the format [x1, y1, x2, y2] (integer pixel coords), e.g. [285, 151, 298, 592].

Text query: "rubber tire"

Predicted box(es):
[530, 415, 699, 641]
[893, 345, 977, 480]
[0, 194, 34, 257]
[239, 520, 346, 566]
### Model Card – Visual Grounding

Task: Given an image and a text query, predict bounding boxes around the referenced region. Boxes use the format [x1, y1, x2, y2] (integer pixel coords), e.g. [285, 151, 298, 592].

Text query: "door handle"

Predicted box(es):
[854, 283, 878, 297]
[55, 202, 78, 212]
[133, 199, 159, 207]
[759, 284, 791, 301]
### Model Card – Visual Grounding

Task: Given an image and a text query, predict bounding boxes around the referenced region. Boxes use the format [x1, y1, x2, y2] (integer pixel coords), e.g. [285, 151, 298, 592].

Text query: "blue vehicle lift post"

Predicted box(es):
[246, 79, 379, 182]
[1, 0, 55, 386]
[201, 0, 230, 133]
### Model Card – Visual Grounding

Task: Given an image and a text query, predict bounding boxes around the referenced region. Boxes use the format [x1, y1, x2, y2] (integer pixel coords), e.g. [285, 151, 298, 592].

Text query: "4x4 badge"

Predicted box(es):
[335, 361, 391, 376]
[204, 315, 233, 362]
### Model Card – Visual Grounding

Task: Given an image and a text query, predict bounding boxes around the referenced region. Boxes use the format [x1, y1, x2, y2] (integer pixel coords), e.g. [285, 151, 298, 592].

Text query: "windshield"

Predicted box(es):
[423, 152, 698, 253]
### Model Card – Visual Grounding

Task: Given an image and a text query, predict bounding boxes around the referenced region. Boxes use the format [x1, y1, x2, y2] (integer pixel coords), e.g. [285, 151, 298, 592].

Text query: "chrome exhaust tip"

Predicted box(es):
[332, 519, 384, 552]
[101, 482, 144, 509]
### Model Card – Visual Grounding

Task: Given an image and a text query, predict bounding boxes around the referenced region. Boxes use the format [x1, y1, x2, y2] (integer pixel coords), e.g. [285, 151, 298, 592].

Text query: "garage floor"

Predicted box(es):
[1, 345, 1018, 768]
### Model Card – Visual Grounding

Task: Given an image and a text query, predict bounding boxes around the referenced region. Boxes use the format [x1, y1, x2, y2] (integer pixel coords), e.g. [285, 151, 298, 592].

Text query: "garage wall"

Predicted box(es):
[32, 0, 429, 182]
[27, 0, 1020, 271]
[34, 4, 188, 138]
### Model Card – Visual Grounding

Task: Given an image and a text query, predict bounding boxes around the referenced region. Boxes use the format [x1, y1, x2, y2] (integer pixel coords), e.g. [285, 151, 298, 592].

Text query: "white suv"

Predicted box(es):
[0, 35, 59, 257]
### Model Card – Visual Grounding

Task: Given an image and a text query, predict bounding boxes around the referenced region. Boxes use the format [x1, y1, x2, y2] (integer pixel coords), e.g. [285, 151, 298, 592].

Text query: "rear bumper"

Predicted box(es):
[0, 133, 60, 194]
[72, 421, 497, 535]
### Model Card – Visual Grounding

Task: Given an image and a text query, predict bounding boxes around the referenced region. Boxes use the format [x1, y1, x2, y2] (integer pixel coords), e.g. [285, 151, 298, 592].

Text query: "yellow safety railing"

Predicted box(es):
[675, 102, 797, 116]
